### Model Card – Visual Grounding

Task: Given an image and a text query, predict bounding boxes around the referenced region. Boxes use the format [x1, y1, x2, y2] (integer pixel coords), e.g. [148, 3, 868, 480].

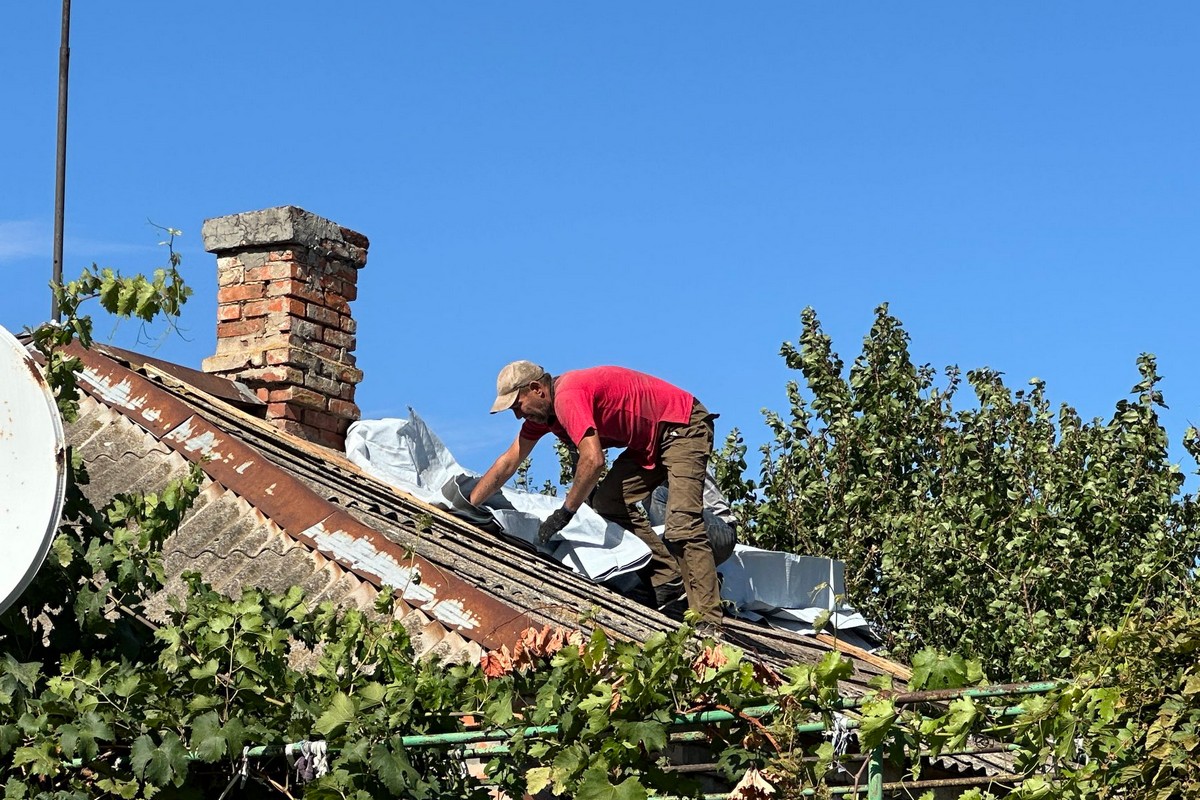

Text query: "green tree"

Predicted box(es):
[739, 304, 1200, 682]
[13, 250, 1198, 798]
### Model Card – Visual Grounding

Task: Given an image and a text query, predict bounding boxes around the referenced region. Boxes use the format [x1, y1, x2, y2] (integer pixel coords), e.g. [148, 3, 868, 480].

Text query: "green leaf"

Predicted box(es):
[131, 734, 162, 783]
[551, 744, 588, 792]
[370, 740, 415, 794]
[614, 720, 667, 752]
[358, 681, 386, 710]
[59, 724, 79, 759]
[314, 692, 358, 737]
[814, 651, 853, 687]
[190, 711, 227, 762]
[856, 698, 898, 751]
[908, 649, 967, 690]
[525, 766, 552, 795]
[576, 768, 647, 800]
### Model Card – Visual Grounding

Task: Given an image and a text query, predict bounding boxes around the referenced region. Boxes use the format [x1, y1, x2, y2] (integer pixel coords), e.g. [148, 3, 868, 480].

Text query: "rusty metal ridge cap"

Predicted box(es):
[69, 345, 539, 651]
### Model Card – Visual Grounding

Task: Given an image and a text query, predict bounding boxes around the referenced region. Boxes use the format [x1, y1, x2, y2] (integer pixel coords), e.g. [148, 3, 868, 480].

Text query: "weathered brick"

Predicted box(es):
[302, 352, 361, 383]
[339, 226, 369, 248]
[323, 328, 355, 350]
[244, 265, 272, 282]
[306, 304, 340, 327]
[210, 340, 267, 361]
[217, 304, 242, 322]
[217, 284, 264, 303]
[265, 296, 306, 316]
[243, 299, 269, 318]
[268, 386, 326, 411]
[274, 419, 312, 437]
[303, 372, 345, 398]
[265, 401, 303, 421]
[266, 279, 324, 304]
[266, 261, 305, 280]
[256, 387, 270, 402]
[340, 315, 358, 334]
[302, 408, 345, 433]
[329, 260, 359, 281]
[287, 319, 323, 343]
[217, 319, 266, 339]
[325, 293, 350, 315]
[264, 348, 293, 367]
[217, 265, 244, 286]
[202, 351, 253, 373]
[239, 366, 305, 385]
[328, 398, 361, 420]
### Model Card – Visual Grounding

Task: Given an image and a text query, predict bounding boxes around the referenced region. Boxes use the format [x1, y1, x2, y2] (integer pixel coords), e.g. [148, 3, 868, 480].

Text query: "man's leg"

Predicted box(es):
[589, 452, 677, 590]
[659, 401, 722, 623]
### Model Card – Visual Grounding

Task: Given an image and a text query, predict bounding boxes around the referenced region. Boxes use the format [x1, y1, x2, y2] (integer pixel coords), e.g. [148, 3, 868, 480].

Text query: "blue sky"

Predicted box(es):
[2, 3, 1197, 485]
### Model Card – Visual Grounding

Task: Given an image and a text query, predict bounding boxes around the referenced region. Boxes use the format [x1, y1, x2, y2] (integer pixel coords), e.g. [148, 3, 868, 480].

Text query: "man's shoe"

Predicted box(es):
[653, 578, 685, 611]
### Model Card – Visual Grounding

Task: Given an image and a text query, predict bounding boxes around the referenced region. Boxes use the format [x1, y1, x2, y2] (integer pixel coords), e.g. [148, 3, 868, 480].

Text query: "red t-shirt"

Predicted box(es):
[520, 366, 694, 470]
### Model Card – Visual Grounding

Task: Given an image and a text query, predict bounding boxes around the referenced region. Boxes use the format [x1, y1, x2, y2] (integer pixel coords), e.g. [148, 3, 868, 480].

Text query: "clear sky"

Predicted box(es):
[2, 3, 1198, 486]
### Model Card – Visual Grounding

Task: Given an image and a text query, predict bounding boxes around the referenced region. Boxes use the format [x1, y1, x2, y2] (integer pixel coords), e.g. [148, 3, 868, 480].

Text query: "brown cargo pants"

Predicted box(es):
[590, 399, 722, 623]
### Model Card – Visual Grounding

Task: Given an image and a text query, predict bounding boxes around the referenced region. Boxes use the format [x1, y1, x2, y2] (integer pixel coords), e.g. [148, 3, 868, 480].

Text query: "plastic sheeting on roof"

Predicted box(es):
[346, 411, 878, 648]
[346, 411, 651, 583]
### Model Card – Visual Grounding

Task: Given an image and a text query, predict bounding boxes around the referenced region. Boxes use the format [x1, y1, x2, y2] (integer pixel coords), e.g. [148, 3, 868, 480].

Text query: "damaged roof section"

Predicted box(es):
[67, 393, 483, 665]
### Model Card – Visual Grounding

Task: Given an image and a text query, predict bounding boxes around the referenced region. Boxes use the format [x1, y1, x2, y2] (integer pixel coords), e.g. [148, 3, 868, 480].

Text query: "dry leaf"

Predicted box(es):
[692, 644, 730, 676]
[729, 766, 775, 800]
[481, 645, 514, 679]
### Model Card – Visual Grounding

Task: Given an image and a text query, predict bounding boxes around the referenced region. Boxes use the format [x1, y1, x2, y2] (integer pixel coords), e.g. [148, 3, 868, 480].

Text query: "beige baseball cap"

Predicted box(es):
[489, 360, 545, 413]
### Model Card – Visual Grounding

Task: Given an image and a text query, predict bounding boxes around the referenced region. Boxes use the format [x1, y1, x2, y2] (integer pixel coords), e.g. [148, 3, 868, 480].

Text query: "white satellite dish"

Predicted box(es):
[0, 324, 68, 616]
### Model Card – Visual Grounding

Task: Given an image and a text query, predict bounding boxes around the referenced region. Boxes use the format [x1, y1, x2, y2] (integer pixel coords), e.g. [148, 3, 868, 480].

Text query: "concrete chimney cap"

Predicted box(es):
[201, 206, 365, 254]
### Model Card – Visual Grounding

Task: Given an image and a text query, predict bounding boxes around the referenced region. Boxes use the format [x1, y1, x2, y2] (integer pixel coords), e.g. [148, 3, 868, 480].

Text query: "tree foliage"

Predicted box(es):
[726, 304, 1200, 682]
[1010, 590, 1200, 799]
[8, 254, 1200, 799]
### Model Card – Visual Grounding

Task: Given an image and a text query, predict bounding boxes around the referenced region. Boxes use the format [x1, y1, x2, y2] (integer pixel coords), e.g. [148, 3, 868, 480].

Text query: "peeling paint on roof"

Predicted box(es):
[164, 419, 223, 460]
[303, 520, 481, 631]
[235, 461, 254, 474]
[80, 369, 148, 414]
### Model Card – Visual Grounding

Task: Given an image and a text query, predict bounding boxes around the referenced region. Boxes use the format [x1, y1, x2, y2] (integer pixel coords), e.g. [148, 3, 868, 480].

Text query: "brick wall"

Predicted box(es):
[200, 206, 367, 449]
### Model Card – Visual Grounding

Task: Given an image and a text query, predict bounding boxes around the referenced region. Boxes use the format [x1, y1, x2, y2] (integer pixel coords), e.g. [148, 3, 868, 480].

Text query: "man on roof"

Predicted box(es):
[468, 361, 723, 625]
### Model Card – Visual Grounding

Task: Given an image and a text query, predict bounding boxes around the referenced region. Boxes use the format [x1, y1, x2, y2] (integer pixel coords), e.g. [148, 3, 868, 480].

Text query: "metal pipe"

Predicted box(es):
[867, 747, 884, 800]
[51, 0, 72, 322]
[692, 772, 1027, 799]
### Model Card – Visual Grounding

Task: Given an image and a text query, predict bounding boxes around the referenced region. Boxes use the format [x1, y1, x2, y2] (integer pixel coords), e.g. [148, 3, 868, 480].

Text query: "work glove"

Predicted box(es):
[537, 506, 575, 545]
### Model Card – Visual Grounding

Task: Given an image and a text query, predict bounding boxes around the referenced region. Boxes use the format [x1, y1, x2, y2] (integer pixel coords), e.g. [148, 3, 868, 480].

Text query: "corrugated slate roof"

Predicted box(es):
[62, 341, 1015, 777]
[69, 341, 902, 684]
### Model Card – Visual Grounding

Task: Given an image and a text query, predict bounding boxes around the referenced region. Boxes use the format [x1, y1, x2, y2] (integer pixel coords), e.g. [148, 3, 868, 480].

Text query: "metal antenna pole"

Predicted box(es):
[51, 0, 72, 323]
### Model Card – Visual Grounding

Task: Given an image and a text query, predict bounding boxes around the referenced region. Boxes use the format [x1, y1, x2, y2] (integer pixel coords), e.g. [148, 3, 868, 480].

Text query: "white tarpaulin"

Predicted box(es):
[346, 411, 878, 647]
[346, 411, 651, 582]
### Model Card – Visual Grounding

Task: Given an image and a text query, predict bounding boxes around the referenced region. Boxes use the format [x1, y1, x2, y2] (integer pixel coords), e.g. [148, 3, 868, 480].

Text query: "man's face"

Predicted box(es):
[512, 382, 553, 425]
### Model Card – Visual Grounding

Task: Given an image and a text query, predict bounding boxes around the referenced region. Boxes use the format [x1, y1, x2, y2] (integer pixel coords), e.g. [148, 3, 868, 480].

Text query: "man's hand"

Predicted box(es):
[537, 506, 575, 545]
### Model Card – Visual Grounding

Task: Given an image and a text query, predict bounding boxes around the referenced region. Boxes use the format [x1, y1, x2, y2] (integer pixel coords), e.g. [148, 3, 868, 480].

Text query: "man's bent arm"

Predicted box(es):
[469, 435, 537, 507]
[563, 432, 605, 514]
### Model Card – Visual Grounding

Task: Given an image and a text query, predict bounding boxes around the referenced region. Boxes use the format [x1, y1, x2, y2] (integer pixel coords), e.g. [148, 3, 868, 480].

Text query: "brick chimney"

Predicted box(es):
[200, 206, 366, 449]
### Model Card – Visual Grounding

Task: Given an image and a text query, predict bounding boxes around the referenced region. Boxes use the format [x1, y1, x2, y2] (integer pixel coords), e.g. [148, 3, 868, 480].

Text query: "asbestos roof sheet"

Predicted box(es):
[67, 343, 914, 685]
[63, 343, 1015, 777]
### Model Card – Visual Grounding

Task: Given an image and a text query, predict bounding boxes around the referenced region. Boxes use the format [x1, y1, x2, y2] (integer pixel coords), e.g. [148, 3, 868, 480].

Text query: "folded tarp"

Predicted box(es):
[346, 411, 879, 648]
[345, 411, 651, 583]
